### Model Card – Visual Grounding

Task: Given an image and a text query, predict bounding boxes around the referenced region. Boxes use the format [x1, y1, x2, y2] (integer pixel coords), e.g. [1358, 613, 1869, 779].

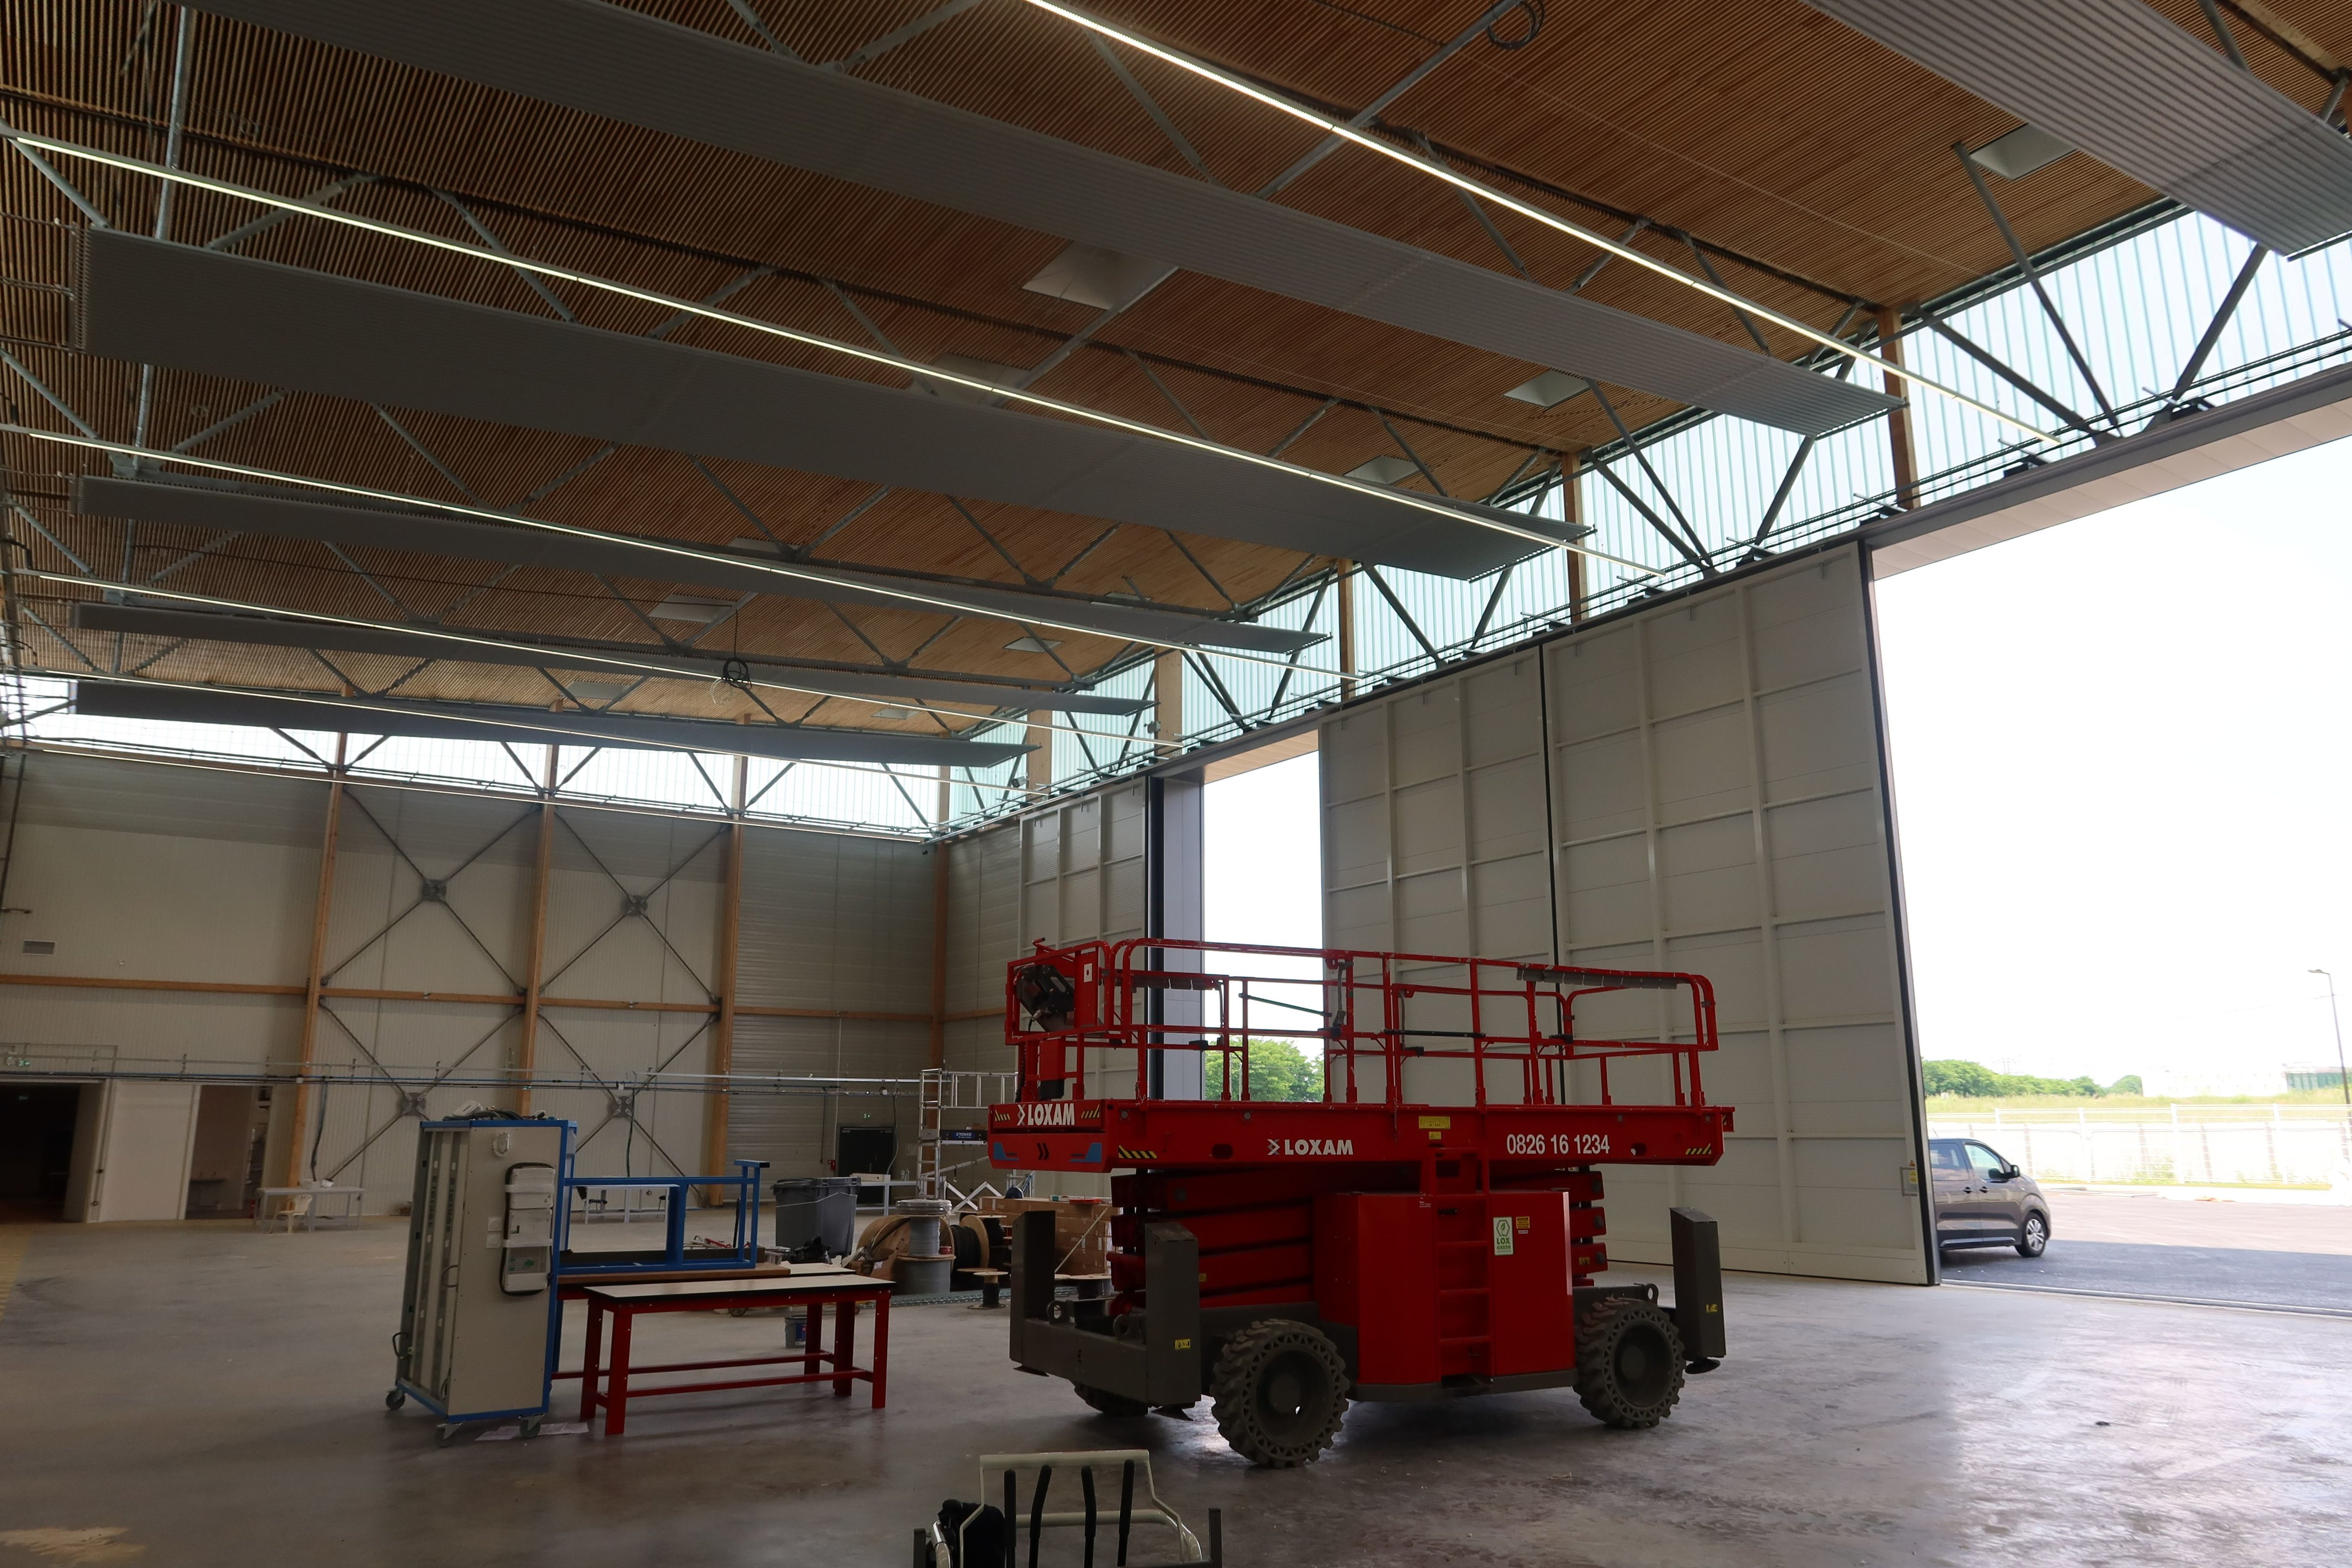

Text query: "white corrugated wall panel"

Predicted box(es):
[726, 823, 934, 1177]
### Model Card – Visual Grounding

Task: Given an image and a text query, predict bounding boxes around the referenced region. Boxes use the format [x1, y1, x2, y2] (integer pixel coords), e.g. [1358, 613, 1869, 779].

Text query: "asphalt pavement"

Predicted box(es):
[1940, 1236, 2352, 1314]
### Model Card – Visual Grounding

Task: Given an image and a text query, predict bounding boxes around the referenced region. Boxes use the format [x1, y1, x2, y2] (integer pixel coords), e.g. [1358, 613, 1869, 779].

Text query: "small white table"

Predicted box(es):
[254, 1186, 366, 1231]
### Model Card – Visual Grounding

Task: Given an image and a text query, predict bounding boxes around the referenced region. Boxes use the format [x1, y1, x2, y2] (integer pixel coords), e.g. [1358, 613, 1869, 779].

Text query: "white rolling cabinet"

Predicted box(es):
[390, 1118, 571, 1441]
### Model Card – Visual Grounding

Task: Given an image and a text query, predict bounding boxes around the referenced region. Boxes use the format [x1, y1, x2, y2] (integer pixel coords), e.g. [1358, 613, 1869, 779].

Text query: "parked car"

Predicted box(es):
[1928, 1138, 2051, 1257]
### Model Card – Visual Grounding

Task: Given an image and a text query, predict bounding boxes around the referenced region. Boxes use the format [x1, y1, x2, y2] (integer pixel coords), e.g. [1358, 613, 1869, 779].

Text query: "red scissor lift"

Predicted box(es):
[991, 938, 1733, 1466]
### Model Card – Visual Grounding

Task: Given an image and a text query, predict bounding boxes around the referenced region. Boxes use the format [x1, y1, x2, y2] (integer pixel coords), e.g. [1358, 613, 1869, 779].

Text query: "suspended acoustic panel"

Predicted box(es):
[75, 231, 1553, 581]
[187, 0, 1898, 436]
[70, 473, 1311, 659]
[72, 679, 1030, 766]
[1805, 0, 2352, 255]
[68, 602, 1148, 716]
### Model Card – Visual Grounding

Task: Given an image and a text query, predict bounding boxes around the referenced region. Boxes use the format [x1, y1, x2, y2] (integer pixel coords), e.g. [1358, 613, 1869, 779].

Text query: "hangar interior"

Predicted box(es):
[2, 2, 2350, 1564]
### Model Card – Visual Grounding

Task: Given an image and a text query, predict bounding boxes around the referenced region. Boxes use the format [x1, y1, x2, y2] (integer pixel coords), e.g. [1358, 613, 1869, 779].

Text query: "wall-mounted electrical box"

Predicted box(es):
[501, 1163, 556, 1295]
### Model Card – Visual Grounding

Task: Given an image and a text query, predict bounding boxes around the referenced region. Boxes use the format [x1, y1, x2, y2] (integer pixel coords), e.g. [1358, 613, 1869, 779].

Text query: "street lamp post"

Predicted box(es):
[2312, 969, 2351, 1110]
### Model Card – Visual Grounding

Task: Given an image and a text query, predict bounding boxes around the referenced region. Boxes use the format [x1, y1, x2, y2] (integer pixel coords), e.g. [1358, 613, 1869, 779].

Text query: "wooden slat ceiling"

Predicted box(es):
[5, 0, 2347, 740]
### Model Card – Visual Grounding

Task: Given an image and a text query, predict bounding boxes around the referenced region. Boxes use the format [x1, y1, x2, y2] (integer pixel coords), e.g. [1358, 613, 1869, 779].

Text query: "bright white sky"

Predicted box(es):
[1204, 437, 2352, 1090]
[1876, 435, 2352, 1086]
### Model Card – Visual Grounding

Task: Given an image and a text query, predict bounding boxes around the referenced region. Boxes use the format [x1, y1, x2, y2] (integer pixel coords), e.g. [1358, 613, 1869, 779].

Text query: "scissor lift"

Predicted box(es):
[991, 938, 1732, 1466]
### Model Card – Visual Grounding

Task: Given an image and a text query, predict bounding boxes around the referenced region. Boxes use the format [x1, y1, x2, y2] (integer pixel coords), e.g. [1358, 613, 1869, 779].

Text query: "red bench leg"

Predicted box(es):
[606, 1310, 634, 1437]
[870, 1293, 889, 1409]
[833, 1296, 855, 1398]
[580, 1299, 606, 1423]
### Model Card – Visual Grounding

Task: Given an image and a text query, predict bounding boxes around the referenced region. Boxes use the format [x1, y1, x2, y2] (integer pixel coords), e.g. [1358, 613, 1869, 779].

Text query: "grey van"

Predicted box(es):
[1928, 1138, 2052, 1257]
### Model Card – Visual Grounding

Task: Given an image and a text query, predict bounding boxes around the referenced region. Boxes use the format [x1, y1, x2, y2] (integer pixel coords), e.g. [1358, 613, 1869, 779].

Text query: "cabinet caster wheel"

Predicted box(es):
[384, 1389, 406, 1411]
[520, 1416, 542, 1439]
[435, 1424, 459, 1447]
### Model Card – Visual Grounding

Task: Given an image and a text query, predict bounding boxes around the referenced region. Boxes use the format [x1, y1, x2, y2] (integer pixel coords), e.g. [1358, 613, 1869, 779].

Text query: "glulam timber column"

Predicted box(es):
[1025, 711, 1055, 795]
[928, 837, 949, 1074]
[703, 754, 748, 1201]
[1564, 454, 1588, 622]
[1335, 561, 1358, 701]
[1877, 307, 1922, 509]
[277, 730, 347, 1188]
[514, 745, 556, 1114]
[1152, 651, 1183, 751]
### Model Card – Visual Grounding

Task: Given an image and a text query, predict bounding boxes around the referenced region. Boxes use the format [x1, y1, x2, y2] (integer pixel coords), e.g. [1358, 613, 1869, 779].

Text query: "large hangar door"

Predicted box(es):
[1549, 544, 1928, 1283]
[1320, 545, 1931, 1284]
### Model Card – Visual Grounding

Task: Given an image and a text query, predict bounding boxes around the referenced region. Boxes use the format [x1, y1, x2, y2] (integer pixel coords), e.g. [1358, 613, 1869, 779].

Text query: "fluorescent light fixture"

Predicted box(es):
[1022, 242, 1176, 312]
[872, 706, 916, 720]
[1004, 635, 1063, 653]
[649, 594, 735, 623]
[1967, 124, 2072, 180]
[728, 536, 784, 556]
[1346, 456, 1418, 485]
[920, 354, 1031, 405]
[14, 131, 1661, 568]
[1016, 0, 2056, 446]
[1505, 371, 1591, 409]
[38, 434, 1346, 674]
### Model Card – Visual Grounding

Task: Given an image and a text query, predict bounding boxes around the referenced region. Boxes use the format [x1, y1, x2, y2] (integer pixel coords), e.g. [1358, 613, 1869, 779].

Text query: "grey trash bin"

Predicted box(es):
[772, 1176, 858, 1259]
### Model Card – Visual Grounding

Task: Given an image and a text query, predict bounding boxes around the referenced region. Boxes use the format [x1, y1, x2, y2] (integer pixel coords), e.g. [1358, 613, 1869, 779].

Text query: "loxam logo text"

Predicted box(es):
[1266, 1137, 1354, 1157]
[1017, 1101, 1078, 1128]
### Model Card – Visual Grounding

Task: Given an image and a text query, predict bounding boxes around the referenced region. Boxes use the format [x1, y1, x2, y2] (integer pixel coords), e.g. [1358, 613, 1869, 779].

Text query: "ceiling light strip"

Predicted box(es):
[7, 128, 1663, 571]
[1017, 0, 2057, 447]
[0, 424, 1355, 677]
[16, 569, 1173, 750]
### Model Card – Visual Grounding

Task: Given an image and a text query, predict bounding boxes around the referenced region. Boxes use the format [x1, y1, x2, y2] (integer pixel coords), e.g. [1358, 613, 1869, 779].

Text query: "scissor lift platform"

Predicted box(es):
[991, 938, 1732, 1465]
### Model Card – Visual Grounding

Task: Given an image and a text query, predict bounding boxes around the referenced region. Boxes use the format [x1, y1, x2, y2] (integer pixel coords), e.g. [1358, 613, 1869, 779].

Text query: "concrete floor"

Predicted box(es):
[3, 1220, 2350, 1568]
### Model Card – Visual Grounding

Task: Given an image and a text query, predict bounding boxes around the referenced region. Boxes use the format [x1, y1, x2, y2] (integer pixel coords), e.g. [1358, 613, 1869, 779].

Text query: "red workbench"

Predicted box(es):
[566, 1269, 891, 1435]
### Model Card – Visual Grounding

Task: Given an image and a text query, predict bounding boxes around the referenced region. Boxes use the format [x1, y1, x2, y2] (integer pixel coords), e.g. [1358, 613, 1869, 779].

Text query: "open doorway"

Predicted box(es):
[1202, 740, 1323, 1099]
[0, 1085, 82, 1222]
[1877, 436, 2352, 1314]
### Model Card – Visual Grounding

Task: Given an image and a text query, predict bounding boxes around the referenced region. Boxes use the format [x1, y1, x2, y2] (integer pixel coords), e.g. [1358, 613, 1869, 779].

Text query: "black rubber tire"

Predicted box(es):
[1210, 1319, 1349, 1467]
[2017, 1210, 2050, 1258]
[519, 1415, 542, 1440]
[384, 1389, 405, 1411]
[1073, 1382, 1151, 1418]
[1574, 1297, 1686, 1429]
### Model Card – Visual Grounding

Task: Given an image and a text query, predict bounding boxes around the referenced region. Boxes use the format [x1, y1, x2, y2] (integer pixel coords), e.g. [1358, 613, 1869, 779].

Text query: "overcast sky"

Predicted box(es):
[1876, 435, 2352, 1086]
[1204, 437, 2352, 1090]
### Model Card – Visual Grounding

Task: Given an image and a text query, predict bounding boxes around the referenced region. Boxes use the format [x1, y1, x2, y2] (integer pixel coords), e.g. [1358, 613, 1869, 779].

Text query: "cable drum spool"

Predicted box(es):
[891, 1197, 956, 1295]
[892, 1196, 954, 1255]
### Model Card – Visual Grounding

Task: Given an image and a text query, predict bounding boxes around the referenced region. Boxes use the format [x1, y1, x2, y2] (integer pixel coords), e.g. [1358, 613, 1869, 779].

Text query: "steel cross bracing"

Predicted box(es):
[304, 792, 734, 1182]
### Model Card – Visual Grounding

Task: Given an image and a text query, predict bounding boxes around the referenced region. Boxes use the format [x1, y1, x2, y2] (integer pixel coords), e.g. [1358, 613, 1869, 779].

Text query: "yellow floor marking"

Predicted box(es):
[0, 1227, 31, 1325]
[0, 1528, 144, 1563]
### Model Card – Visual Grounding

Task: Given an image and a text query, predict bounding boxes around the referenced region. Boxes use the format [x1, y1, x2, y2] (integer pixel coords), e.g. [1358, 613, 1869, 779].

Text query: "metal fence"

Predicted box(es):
[1931, 1107, 2352, 1186]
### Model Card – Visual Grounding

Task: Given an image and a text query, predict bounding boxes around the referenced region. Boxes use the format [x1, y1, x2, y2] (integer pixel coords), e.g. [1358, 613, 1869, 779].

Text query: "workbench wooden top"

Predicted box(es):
[577, 1270, 885, 1304]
